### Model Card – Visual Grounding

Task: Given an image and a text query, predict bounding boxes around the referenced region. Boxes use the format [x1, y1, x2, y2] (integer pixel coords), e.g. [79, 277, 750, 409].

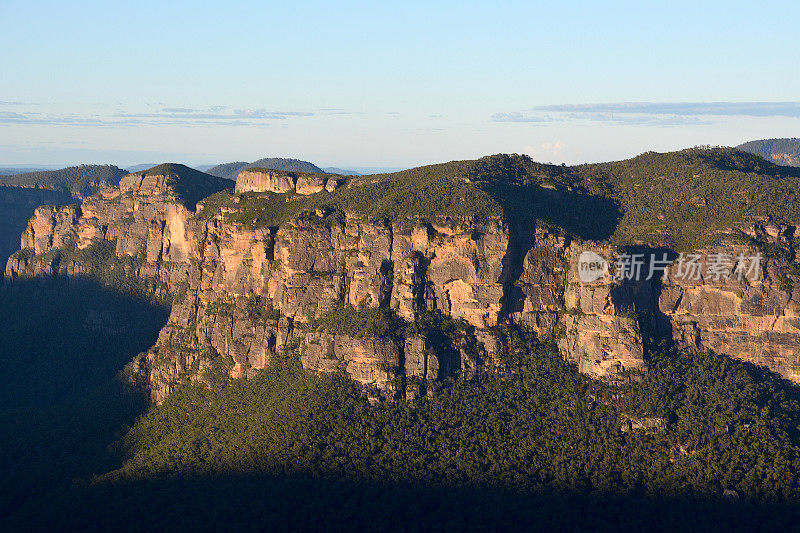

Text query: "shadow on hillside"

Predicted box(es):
[485, 182, 622, 241]
[0, 277, 169, 517]
[7, 473, 800, 532]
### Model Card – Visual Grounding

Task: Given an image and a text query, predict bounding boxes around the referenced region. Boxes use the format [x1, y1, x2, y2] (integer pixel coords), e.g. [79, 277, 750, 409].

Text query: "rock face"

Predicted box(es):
[5, 166, 231, 297]
[558, 244, 648, 380]
[142, 210, 542, 403]
[0, 186, 74, 267]
[6, 165, 800, 404]
[658, 242, 800, 381]
[235, 169, 339, 195]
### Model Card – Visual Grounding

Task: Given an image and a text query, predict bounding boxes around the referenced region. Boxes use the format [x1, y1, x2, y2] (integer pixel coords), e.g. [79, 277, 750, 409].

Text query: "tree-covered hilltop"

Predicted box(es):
[8, 327, 800, 530]
[197, 147, 800, 250]
[738, 138, 800, 167]
[134, 163, 234, 209]
[560, 147, 800, 249]
[0, 164, 128, 198]
[205, 157, 325, 180]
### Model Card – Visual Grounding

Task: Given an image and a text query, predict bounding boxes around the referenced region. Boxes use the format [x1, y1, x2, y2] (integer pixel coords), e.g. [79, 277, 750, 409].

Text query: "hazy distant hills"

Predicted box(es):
[125, 163, 160, 173]
[206, 158, 326, 180]
[203, 158, 361, 180]
[737, 138, 800, 167]
[0, 164, 129, 198]
[0, 167, 52, 176]
[322, 167, 360, 176]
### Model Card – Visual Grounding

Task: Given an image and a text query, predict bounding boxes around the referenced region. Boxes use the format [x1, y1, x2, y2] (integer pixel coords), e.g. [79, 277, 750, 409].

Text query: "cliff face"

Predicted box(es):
[235, 168, 340, 194]
[6, 165, 800, 403]
[5, 165, 230, 296]
[659, 241, 800, 380]
[0, 186, 74, 268]
[143, 209, 567, 402]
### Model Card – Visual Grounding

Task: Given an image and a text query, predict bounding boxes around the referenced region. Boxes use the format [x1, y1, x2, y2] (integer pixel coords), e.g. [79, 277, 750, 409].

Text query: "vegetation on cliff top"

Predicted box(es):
[0, 164, 128, 197]
[196, 162, 503, 229]
[197, 147, 800, 250]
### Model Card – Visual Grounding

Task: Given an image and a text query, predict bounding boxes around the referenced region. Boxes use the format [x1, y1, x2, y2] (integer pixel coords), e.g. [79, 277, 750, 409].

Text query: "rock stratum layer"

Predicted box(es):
[5, 159, 800, 403]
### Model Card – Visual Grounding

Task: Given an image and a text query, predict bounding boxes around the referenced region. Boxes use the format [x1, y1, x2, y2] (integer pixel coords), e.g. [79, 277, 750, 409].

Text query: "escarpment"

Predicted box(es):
[5, 164, 231, 297]
[6, 151, 800, 403]
[235, 168, 341, 194]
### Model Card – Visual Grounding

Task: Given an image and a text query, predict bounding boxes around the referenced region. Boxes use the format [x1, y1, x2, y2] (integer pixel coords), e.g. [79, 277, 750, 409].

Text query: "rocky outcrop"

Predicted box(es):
[137, 201, 665, 402]
[302, 332, 401, 393]
[19, 204, 82, 255]
[620, 415, 667, 432]
[140, 210, 526, 402]
[235, 169, 340, 195]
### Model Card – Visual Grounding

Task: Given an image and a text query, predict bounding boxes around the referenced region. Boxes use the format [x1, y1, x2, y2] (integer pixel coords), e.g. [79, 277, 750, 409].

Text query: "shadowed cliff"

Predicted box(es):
[0, 186, 74, 267]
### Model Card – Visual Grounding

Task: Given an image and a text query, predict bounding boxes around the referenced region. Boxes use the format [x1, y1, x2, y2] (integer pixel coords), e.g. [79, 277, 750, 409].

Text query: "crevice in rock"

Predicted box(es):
[411, 252, 432, 318]
[498, 218, 537, 323]
[378, 259, 393, 308]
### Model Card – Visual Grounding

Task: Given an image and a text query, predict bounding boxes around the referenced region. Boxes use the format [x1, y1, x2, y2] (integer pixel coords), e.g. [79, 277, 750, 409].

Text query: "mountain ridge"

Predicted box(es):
[737, 137, 800, 167]
[5, 145, 800, 528]
[0, 164, 128, 198]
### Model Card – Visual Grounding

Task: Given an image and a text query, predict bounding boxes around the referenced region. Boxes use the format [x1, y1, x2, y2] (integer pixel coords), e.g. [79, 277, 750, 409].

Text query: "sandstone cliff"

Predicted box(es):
[0, 186, 74, 267]
[5, 164, 231, 297]
[235, 168, 340, 194]
[6, 155, 800, 404]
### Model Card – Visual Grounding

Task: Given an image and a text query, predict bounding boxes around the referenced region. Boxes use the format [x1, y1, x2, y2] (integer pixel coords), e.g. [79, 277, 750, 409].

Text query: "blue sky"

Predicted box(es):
[1, 0, 798, 168]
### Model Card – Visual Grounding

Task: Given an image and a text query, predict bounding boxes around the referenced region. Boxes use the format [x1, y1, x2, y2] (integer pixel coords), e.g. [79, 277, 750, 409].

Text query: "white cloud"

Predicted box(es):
[524, 141, 566, 162]
[534, 102, 800, 117]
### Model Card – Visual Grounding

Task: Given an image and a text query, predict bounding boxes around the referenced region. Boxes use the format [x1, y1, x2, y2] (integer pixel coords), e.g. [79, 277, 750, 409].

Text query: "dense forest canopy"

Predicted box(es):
[7, 324, 800, 529]
[0, 164, 128, 197]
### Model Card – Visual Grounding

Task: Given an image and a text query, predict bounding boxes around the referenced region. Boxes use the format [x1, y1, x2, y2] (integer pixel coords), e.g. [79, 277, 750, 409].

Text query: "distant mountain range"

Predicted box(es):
[322, 167, 360, 176]
[125, 163, 160, 173]
[0, 167, 53, 176]
[203, 158, 361, 180]
[737, 138, 800, 167]
[205, 158, 325, 180]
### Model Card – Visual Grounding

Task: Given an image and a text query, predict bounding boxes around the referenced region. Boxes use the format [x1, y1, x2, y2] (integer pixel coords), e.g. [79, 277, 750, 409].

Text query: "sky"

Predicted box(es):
[1, 0, 799, 169]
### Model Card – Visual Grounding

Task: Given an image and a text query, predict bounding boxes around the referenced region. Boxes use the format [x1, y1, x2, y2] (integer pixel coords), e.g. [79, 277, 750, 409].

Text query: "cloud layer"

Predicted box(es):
[493, 101, 800, 127]
[0, 104, 317, 127]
